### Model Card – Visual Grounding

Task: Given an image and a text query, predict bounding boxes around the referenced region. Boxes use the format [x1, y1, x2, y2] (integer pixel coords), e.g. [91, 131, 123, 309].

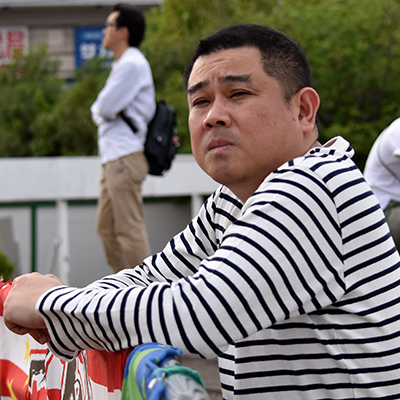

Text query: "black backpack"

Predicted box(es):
[120, 100, 179, 176]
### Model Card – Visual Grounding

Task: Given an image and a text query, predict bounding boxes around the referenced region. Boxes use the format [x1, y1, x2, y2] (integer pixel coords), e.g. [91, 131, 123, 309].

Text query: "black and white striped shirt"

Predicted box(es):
[38, 137, 400, 399]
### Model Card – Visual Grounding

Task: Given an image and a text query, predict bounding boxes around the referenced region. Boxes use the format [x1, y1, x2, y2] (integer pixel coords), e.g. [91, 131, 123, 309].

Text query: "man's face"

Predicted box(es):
[102, 11, 120, 50]
[187, 46, 315, 202]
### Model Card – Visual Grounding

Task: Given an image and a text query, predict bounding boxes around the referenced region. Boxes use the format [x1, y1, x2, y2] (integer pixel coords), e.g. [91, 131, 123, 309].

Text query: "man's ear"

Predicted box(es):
[296, 87, 320, 133]
[118, 26, 130, 43]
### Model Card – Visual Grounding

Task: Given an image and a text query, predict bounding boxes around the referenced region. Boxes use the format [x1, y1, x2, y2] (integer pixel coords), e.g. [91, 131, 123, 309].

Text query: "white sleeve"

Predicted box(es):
[91, 61, 145, 122]
[383, 119, 400, 158]
[84, 187, 231, 292]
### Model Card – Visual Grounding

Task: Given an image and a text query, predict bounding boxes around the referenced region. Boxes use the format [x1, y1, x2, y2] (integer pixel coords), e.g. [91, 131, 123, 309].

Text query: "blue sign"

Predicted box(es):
[74, 26, 113, 68]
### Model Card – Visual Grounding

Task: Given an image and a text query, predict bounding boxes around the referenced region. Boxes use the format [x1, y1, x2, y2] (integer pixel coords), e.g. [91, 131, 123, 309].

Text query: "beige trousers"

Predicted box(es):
[97, 151, 151, 273]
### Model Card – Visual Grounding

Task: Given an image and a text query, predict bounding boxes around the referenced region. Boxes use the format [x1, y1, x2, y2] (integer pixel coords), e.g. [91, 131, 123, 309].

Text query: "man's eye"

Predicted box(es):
[232, 91, 249, 98]
[193, 99, 209, 107]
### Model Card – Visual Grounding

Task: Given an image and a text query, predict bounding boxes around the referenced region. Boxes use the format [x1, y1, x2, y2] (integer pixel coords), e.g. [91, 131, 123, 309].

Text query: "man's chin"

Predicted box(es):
[208, 168, 235, 187]
[196, 154, 235, 184]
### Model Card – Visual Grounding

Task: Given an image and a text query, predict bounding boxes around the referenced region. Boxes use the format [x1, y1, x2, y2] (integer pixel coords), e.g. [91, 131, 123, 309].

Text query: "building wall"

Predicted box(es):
[0, 3, 157, 77]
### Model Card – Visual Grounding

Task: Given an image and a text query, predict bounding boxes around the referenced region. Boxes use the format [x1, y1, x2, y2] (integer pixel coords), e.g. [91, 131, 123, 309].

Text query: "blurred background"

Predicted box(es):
[1, 0, 400, 167]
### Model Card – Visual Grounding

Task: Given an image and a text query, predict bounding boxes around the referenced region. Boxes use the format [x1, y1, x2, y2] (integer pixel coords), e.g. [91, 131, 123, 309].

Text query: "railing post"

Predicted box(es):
[191, 194, 204, 219]
[57, 199, 70, 285]
[30, 204, 37, 273]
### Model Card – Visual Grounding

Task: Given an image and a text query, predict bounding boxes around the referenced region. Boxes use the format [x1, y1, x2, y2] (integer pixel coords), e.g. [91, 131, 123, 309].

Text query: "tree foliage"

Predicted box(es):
[0, 44, 62, 156]
[142, 0, 400, 167]
[1, 0, 400, 169]
[33, 59, 108, 156]
[0, 248, 15, 281]
[263, 0, 400, 168]
[0, 50, 107, 157]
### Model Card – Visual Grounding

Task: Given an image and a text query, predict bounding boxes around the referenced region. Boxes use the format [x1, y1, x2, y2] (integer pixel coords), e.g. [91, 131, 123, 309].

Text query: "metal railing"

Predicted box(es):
[0, 155, 219, 283]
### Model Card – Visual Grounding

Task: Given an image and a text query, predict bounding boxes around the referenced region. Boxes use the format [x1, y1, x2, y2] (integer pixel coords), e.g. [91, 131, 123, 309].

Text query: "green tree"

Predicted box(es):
[142, 0, 400, 168]
[33, 58, 108, 156]
[0, 249, 15, 281]
[0, 45, 62, 156]
[261, 0, 400, 169]
[2, 0, 400, 169]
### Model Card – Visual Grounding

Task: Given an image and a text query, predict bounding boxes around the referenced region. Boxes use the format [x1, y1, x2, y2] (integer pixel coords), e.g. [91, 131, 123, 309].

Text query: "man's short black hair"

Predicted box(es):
[113, 4, 146, 48]
[184, 24, 313, 104]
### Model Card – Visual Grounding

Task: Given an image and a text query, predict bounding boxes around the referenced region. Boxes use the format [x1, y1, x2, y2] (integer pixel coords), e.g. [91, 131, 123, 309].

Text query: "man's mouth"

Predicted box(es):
[208, 139, 233, 152]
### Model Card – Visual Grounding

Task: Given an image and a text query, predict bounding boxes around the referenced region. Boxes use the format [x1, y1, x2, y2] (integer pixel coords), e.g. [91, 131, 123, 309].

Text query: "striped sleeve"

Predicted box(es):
[36, 166, 347, 361]
[84, 186, 242, 291]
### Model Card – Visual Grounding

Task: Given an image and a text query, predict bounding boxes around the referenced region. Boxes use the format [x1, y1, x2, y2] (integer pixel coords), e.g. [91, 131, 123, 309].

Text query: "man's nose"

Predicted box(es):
[203, 99, 231, 128]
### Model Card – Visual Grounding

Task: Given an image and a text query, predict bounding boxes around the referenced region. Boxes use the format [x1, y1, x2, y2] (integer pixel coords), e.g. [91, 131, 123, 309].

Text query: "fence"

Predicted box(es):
[0, 154, 219, 284]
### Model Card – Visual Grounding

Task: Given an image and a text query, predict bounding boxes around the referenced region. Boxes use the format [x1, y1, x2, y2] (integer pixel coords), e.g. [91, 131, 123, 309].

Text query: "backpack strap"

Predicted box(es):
[120, 111, 138, 134]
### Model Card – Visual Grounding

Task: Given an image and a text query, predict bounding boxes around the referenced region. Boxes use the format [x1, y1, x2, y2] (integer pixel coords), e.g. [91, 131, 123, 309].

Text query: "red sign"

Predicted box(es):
[0, 26, 29, 65]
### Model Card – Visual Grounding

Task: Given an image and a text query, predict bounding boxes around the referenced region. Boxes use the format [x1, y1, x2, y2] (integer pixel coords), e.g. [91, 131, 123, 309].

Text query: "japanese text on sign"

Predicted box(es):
[75, 26, 112, 68]
[0, 26, 29, 65]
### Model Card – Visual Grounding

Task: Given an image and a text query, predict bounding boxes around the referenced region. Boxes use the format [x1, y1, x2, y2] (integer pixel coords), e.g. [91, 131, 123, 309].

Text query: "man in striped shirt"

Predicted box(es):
[4, 24, 400, 399]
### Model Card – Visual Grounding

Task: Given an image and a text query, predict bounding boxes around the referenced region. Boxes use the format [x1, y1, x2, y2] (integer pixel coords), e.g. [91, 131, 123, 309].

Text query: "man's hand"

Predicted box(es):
[3, 272, 64, 344]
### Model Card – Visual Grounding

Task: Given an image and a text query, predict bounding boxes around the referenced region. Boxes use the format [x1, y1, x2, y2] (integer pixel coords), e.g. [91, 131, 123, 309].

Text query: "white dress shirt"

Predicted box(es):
[364, 117, 400, 209]
[91, 47, 156, 164]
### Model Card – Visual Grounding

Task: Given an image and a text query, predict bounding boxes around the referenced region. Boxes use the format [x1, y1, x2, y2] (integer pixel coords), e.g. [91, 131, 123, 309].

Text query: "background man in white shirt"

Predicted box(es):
[364, 117, 400, 251]
[91, 4, 156, 273]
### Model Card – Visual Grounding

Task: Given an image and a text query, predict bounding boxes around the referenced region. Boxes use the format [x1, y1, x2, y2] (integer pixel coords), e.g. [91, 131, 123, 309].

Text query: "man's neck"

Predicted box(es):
[231, 140, 323, 203]
[113, 43, 130, 61]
